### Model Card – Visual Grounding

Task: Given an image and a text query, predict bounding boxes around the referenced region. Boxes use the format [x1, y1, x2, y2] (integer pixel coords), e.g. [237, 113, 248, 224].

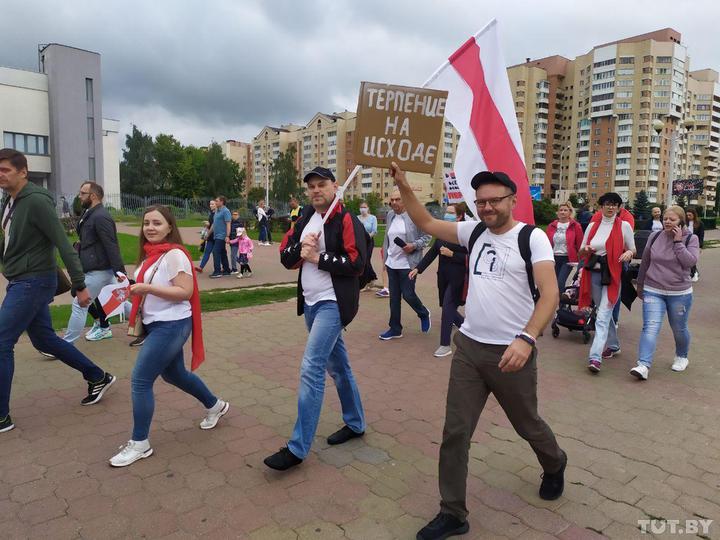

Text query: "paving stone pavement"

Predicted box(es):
[1, 231, 719, 539]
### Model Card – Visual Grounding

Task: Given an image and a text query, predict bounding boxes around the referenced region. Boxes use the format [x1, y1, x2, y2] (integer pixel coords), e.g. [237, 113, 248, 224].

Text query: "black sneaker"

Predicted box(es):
[416, 512, 469, 540]
[539, 450, 567, 500]
[81, 373, 116, 406]
[263, 447, 303, 471]
[129, 336, 145, 347]
[0, 415, 15, 433]
[327, 425, 364, 445]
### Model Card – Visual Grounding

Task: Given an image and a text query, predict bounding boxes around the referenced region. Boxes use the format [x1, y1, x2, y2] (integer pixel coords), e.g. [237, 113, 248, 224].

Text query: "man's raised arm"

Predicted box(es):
[390, 162, 460, 245]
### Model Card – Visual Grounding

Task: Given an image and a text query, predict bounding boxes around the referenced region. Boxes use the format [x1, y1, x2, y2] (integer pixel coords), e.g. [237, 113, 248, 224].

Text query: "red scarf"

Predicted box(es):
[129, 243, 205, 371]
[579, 214, 624, 309]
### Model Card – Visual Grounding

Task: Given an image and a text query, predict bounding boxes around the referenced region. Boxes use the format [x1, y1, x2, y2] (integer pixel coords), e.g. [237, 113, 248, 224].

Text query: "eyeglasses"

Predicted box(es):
[474, 194, 513, 208]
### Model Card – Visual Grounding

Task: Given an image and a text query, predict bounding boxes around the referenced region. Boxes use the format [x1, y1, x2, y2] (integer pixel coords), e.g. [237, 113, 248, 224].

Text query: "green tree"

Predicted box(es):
[203, 142, 242, 197]
[343, 196, 361, 216]
[632, 189, 651, 219]
[153, 134, 184, 194]
[173, 146, 205, 199]
[568, 193, 580, 208]
[532, 198, 558, 225]
[270, 146, 299, 202]
[364, 192, 382, 215]
[248, 186, 266, 204]
[120, 125, 157, 195]
[675, 195, 687, 208]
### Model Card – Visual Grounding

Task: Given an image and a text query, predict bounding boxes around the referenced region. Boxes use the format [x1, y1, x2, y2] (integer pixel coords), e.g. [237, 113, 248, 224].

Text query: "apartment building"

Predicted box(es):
[0, 44, 120, 200]
[508, 28, 719, 209]
[220, 140, 252, 194]
[247, 112, 457, 204]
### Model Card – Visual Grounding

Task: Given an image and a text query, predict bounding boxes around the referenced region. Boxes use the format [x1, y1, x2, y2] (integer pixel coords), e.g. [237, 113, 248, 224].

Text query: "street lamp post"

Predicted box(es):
[261, 159, 270, 205]
[653, 117, 694, 208]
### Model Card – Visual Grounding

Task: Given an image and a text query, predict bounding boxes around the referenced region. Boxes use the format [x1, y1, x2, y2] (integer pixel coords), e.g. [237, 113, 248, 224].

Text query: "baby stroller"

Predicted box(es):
[551, 265, 596, 344]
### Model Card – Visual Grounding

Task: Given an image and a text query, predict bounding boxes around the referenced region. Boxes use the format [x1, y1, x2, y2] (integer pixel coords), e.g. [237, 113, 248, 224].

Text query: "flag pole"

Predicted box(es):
[422, 19, 497, 89]
[321, 164, 362, 227]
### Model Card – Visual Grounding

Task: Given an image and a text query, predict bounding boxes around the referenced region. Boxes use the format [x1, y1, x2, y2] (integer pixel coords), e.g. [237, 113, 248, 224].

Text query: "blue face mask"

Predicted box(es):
[443, 213, 456, 222]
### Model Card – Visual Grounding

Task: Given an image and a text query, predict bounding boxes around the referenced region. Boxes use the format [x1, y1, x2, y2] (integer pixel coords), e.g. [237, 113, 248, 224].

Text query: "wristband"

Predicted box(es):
[515, 332, 536, 346]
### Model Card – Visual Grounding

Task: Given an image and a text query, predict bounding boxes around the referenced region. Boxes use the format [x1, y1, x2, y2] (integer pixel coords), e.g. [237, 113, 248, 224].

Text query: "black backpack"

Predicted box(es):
[467, 223, 539, 303]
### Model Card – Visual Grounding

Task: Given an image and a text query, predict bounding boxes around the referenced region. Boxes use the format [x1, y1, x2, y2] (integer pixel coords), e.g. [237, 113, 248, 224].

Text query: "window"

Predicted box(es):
[85, 78, 94, 102]
[593, 70, 615, 81]
[657, 56, 672, 63]
[617, 79, 634, 87]
[516, 80, 525, 87]
[593, 59, 616, 68]
[616, 91, 633, 98]
[88, 157, 96, 180]
[619, 56, 635, 64]
[617, 69, 634, 76]
[87, 117, 95, 140]
[2, 132, 50, 155]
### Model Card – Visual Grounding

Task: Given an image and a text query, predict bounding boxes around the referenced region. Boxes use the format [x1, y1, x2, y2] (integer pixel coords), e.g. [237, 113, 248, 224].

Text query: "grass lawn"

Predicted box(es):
[49, 284, 296, 331]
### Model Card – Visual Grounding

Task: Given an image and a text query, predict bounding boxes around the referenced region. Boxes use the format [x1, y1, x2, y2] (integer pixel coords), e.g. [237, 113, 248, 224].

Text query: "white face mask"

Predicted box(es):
[360, 207, 369, 215]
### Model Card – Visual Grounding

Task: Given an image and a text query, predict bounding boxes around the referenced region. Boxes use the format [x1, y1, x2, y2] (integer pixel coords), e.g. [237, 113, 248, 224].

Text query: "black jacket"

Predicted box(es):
[280, 204, 367, 327]
[416, 238, 468, 307]
[77, 204, 125, 274]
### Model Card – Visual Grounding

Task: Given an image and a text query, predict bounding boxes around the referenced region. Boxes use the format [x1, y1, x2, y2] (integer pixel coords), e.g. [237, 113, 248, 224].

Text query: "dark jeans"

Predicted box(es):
[199, 238, 215, 269]
[554, 255, 573, 292]
[439, 332, 564, 520]
[212, 238, 231, 274]
[258, 223, 269, 243]
[0, 272, 105, 417]
[440, 287, 464, 347]
[386, 265, 429, 333]
[131, 317, 217, 440]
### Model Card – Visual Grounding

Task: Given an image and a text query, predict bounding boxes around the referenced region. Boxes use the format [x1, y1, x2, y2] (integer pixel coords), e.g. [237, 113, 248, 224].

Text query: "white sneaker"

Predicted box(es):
[109, 440, 153, 467]
[86, 327, 112, 342]
[84, 321, 101, 339]
[671, 356, 689, 372]
[200, 400, 229, 430]
[433, 345, 453, 357]
[245, 271, 252, 278]
[630, 364, 649, 380]
[236, 273, 244, 279]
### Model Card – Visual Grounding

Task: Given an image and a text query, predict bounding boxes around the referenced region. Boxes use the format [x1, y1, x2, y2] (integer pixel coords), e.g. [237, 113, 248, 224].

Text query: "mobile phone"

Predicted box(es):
[393, 237, 407, 248]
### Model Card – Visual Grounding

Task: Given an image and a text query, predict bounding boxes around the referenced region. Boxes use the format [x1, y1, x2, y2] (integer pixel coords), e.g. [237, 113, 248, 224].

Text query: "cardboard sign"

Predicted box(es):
[443, 171, 464, 203]
[353, 82, 448, 174]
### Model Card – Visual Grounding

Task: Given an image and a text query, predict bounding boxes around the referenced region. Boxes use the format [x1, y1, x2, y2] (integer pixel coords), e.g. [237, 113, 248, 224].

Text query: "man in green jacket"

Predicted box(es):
[0, 148, 115, 434]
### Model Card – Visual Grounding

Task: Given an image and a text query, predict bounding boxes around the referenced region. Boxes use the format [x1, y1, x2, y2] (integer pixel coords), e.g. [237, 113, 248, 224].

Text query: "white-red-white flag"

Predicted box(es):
[424, 19, 534, 224]
[98, 281, 131, 319]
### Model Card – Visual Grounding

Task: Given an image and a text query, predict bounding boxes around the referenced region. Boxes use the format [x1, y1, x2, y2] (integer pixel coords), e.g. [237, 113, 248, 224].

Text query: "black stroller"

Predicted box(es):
[551, 264, 596, 343]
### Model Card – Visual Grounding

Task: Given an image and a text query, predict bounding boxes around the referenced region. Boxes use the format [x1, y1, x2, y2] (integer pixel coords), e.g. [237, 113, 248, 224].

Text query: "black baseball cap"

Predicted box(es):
[303, 166, 336, 183]
[470, 171, 517, 194]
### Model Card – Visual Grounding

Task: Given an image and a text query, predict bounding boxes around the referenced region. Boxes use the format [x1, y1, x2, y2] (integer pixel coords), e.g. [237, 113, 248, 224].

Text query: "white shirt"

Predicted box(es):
[457, 222, 554, 345]
[553, 222, 569, 256]
[134, 248, 193, 324]
[687, 221, 694, 234]
[257, 207, 267, 221]
[386, 215, 409, 269]
[300, 212, 336, 306]
[651, 219, 663, 232]
[582, 217, 635, 256]
[2, 199, 13, 255]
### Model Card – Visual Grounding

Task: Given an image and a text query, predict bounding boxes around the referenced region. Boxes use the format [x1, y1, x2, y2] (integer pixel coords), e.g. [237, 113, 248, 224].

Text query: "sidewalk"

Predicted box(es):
[1, 232, 719, 538]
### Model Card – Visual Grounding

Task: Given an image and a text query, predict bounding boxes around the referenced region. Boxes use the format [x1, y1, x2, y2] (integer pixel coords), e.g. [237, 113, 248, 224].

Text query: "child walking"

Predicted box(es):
[231, 226, 254, 278]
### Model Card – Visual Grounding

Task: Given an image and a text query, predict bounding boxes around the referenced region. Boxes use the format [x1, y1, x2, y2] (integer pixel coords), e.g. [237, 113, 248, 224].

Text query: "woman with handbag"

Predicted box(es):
[110, 205, 228, 467]
[578, 193, 636, 374]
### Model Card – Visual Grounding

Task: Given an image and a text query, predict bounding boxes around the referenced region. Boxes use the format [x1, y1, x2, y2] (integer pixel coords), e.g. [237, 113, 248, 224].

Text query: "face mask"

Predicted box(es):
[443, 213, 456, 222]
[360, 207, 368, 215]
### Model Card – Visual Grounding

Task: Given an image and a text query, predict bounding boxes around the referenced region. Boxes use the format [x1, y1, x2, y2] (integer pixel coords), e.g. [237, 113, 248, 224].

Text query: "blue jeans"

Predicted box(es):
[258, 223, 269, 243]
[386, 265, 430, 333]
[554, 256, 573, 292]
[199, 238, 215, 269]
[0, 273, 105, 417]
[212, 238, 231, 275]
[638, 291, 692, 367]
[64, 269, 116, 342]
[288, 301, 365, 459]
[229, 244, 238, 272]
[130, 317, 217, 440]
[588, 271, 620, 362]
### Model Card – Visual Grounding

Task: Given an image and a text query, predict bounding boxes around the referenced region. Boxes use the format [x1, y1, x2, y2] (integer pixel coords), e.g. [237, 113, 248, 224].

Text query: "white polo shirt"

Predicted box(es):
[457, 221, 554, 345]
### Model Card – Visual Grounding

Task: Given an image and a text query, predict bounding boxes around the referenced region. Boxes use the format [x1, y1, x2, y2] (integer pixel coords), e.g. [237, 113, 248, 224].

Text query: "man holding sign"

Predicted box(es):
[264, 166, 368, 471]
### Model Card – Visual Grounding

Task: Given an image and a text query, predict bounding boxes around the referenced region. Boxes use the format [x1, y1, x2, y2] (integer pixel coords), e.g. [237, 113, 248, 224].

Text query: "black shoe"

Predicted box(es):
[539, 450, 567, 500]
[263, 447, 303, 471]
[0, 415, 15, 433]
[417, 512, 469, 540]
[81, 373, 116, 406]
[209, 273, 223, 279]
[327, 425, 364, 445]
[129, 336, 145, 347]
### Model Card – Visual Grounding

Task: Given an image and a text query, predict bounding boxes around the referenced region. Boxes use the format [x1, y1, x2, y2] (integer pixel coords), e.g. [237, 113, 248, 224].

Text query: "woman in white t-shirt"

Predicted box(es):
[109, 206, 228, 467]
[578, 193, 636, 374]
[545, 202, 583, 292]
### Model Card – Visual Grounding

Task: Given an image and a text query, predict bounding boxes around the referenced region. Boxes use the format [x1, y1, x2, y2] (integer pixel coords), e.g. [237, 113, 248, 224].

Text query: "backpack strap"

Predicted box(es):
[467, 222, 487, 255]
[518, 224, 540, 304]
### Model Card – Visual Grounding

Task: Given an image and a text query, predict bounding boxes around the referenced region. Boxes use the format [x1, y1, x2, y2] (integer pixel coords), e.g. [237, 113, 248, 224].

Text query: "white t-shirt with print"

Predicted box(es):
[552, 222, 569, 255]
[299, 212, 336, 306]
[134, 248, 193, 324]
[386, 215, 410, 269]
[457, 221, 554, 345]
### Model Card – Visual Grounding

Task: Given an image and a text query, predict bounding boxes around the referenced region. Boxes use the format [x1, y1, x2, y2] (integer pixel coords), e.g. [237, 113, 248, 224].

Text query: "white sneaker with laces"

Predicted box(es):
[86, 327, 112, 342]
[630, 364, 649, 380]
[85, 321, 101, 339]
[671, 356, 689, 372]
[433, 345, 453, 357]
[109, 440, 153, 467]
[200, 400, 229, 430]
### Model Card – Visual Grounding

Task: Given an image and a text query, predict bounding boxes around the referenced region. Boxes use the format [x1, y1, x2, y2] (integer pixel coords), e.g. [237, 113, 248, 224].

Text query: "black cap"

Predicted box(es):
[303, 166, 336, 183]
[470, 171, 517, 194]
[598, 192, 623, 206]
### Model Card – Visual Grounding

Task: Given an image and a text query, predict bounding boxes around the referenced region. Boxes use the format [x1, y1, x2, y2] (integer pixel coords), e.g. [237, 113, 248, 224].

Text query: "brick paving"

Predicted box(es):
[1, 231, 719, 539]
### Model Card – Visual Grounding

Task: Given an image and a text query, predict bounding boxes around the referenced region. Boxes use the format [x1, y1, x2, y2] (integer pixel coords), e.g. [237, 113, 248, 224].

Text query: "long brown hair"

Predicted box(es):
[137, 205, 184, 264]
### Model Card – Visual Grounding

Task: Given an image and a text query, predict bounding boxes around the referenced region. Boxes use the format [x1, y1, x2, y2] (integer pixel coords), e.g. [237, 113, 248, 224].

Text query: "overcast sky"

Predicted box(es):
[2, 0, 718, 148]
